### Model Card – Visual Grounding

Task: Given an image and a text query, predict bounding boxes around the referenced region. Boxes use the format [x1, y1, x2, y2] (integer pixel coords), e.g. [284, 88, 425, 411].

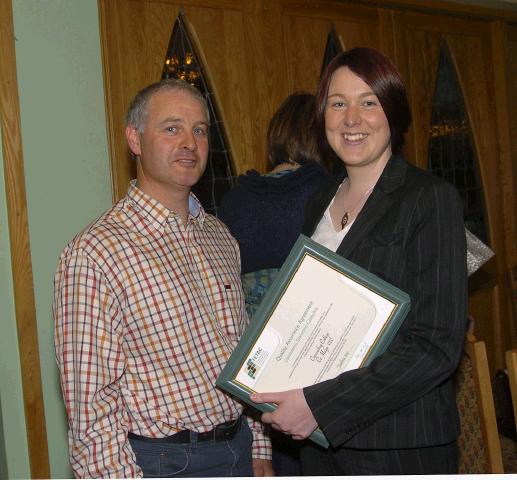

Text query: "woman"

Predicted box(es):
[219, 92, 328, 475]
[219, 92, 328, 319]
[251, 47, 467, 475]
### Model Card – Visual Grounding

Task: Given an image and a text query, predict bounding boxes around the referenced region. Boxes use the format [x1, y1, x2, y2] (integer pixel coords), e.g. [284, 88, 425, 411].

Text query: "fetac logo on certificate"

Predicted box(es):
[238, 326, 280, 387]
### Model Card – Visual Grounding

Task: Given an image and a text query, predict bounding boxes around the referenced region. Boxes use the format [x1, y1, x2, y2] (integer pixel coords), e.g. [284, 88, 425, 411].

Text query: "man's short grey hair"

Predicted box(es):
[125, 79, 210, 133]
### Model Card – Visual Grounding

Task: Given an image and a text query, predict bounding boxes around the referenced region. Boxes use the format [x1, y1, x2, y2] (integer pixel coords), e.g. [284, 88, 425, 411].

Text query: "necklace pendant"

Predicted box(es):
[341, 211, 349, 228]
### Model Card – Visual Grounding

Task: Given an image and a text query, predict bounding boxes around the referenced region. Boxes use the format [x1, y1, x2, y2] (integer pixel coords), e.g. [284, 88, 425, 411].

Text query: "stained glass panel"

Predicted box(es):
[162, 11, 235, 216]
[320, 26, 343, 78]
[427, 44, 488, 243]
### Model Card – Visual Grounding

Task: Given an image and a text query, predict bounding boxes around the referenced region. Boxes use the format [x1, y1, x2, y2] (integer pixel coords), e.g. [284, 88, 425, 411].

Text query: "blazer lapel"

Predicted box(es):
[336, 156, 408, 258]
[302, 173, 345, 237]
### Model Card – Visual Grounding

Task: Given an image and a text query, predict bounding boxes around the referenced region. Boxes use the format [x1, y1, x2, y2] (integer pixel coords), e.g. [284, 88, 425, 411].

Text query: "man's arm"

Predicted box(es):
[228, 234, 274, 475]
[54, 249, 141, 478]
[244, 413, 274, 476]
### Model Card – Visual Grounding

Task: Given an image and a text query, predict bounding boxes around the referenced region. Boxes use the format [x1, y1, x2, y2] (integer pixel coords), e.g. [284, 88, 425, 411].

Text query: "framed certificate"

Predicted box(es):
[216, 235, 411, 448]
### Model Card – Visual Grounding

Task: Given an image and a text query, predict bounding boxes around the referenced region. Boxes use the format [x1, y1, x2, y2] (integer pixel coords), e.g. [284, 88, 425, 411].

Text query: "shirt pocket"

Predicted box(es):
[212, 276, 246, 338]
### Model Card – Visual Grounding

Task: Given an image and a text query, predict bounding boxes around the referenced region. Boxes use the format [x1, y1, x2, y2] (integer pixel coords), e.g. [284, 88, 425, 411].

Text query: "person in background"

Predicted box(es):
[251, 47, 468, 475]
[53, 78, 273, 478]
[219, 92, 329, 318]
[218, 92, 329, 475]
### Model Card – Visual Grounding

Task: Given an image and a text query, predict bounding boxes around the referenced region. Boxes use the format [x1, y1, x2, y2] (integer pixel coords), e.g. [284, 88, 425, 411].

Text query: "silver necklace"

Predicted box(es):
[341, 179, 375, 228]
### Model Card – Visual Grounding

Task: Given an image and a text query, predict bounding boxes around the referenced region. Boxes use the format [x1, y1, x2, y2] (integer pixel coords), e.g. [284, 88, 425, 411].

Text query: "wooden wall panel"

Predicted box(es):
[447, 33, 497, 233]
[391, 10, 514, 370]
[448, 33, 515, 368]
[281, 2, 380, 95]
[448, 34, 492, 209]
[332, 15, 379, 51]
[282, 14, 330, 93]
[508, 25, 517, 194]
[505, 24, 517, 267]
[241, 2, 287, 173]
[101, 1, 182, 200]
[100, 0, 293, 191]
[187, 6, 252, 174]
[400, 27, 441, 169]
[98, 0, 517, 372]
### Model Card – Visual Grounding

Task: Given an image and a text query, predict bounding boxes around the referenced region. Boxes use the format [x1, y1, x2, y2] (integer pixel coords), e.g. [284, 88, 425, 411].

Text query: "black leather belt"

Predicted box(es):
[128, 417, 241, 444]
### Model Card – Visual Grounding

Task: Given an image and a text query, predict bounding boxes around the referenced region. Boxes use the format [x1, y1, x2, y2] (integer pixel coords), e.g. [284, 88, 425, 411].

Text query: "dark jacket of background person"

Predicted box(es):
[218, 162, 328, 274]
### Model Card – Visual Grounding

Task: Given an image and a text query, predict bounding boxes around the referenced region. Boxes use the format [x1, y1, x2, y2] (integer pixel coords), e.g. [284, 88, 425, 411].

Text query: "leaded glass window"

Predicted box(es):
[162, 11, 235, 216]
[320, 26, 343, 78]
[427, 44, 488, 243]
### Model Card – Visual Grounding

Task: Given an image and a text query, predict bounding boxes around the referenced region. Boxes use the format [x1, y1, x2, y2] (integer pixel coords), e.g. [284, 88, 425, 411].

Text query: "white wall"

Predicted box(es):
[0, 1, 113, 477]
[0, 126, 31, 480]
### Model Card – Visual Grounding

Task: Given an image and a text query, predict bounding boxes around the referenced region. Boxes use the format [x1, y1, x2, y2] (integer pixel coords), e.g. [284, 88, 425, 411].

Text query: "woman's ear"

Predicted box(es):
[125, 125, 141, 157]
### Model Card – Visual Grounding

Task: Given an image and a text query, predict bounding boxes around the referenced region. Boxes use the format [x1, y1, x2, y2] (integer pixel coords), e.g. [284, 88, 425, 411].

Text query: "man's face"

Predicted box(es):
[127, 89, 209, 198]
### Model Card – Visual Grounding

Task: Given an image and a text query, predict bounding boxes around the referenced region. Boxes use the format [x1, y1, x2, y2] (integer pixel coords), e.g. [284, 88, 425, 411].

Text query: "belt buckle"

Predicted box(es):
[215, 417, 240, 441]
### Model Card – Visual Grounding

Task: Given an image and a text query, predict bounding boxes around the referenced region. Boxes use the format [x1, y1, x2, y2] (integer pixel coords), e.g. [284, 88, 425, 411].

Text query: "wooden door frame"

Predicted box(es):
[0, 0, 50, 477]
[490, 20, 517, 268]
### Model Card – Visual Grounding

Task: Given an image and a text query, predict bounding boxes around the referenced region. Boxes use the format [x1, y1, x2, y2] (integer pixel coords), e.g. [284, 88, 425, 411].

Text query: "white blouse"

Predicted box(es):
[311, 198, 354, 252]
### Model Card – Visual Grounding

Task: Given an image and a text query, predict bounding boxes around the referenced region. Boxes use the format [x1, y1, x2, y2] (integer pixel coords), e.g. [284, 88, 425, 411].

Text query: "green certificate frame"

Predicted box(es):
[217, 235, 411, 448]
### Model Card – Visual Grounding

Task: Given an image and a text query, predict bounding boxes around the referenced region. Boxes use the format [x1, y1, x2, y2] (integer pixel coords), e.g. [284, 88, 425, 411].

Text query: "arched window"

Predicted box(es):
[427, 44, 489, 243]
[162, 11, 235, 216]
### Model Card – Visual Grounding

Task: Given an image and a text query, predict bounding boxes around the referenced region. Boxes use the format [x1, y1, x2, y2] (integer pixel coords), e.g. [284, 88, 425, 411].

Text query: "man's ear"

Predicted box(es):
[126, 125, 141, 157]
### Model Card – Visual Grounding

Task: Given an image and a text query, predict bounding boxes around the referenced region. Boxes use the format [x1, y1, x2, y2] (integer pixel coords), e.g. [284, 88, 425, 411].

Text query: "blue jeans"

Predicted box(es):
[128, 419, 253, 477]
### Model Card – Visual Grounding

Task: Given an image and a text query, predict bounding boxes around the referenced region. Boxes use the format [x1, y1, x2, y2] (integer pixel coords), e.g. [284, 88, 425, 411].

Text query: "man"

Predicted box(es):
[54, 79, 273, 478]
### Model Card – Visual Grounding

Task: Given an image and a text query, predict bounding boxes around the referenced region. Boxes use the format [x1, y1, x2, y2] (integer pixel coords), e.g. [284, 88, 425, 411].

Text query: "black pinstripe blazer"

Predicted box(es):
[302, 155, 468, 450]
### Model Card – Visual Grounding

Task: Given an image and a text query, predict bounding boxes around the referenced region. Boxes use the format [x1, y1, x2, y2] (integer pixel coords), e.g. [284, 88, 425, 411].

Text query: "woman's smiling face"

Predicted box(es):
[324, 66, 392, 170]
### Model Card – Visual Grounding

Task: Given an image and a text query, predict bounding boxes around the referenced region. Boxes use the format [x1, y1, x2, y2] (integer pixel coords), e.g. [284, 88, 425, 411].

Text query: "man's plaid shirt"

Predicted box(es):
[53, 181, 271, 478]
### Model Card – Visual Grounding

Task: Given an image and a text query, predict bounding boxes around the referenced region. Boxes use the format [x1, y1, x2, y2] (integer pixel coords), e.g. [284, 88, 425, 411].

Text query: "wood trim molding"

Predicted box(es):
[0, 0, 50, 477]
[491, 21, 517, 269]
[335, 0, 517, 21]
[465, 333, 505, 472]
[97, 0, 120, 203]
